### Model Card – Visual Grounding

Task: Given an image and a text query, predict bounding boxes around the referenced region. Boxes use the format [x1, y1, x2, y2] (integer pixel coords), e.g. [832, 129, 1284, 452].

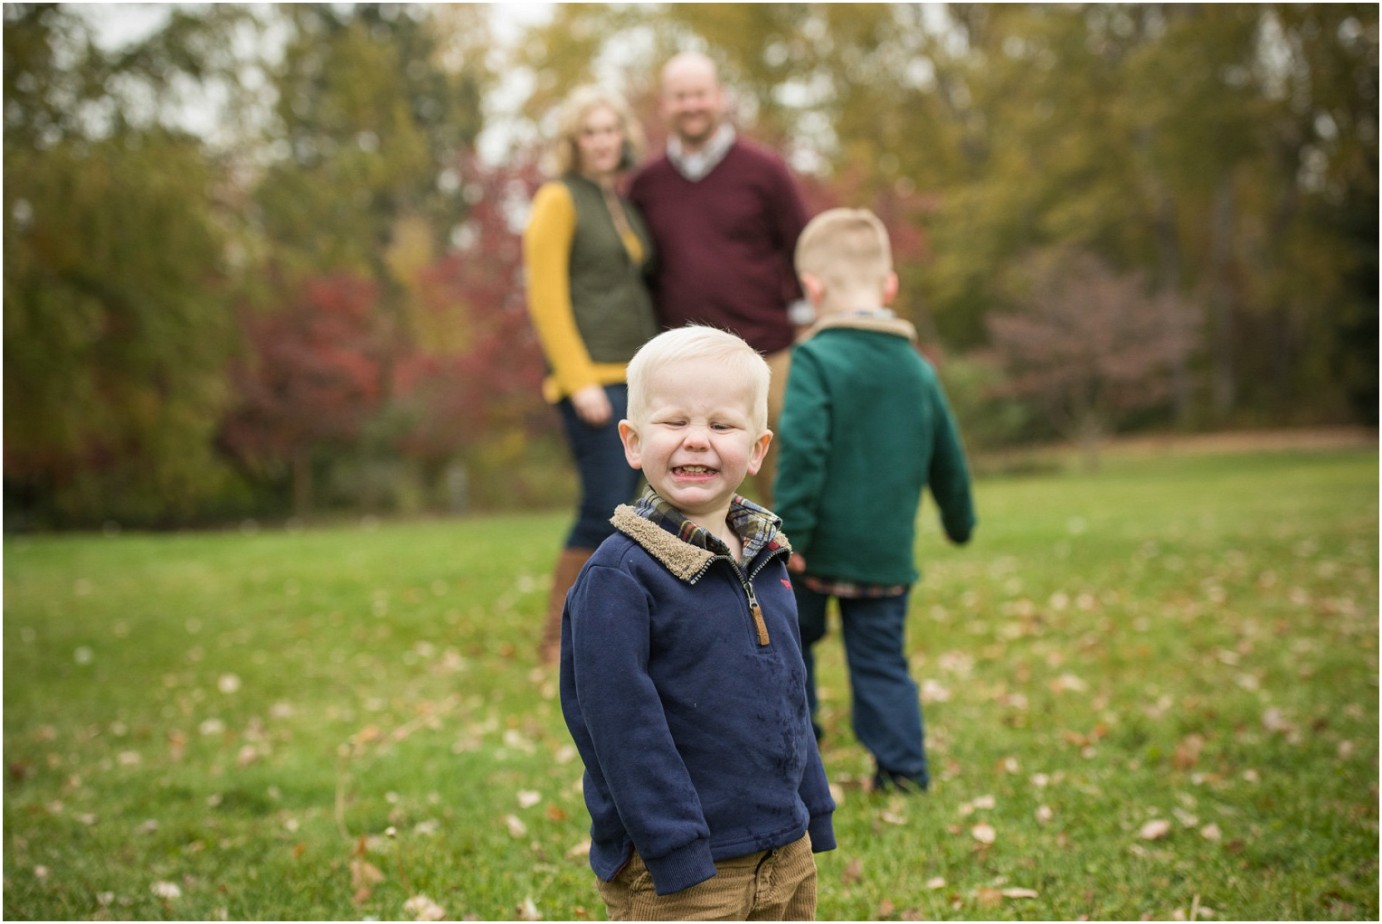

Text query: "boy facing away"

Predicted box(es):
[559, 325, 837, 920]
[773, 208, 977, 794]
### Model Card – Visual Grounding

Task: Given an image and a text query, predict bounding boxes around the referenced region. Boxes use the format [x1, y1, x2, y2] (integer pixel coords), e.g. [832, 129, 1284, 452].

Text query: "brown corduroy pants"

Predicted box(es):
[596, 833, 816, 921]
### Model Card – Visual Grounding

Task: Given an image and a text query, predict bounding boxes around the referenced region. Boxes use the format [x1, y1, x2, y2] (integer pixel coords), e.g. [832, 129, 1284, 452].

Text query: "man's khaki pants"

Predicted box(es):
[749, 346, 793, 510]
[596, 833, 817, 921]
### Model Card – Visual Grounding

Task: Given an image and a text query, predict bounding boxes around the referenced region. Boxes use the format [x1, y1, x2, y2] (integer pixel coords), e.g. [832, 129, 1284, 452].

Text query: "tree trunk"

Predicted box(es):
[1075, 413, 1103, 473]
[1154, 191, 1193, 424]
[292, 447, 313, 519]
[1208, 177, 1237, 418]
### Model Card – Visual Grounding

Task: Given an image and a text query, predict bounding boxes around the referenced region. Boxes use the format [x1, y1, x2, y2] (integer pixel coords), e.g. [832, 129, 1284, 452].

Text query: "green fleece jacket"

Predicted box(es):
[773, 312, 976, 586]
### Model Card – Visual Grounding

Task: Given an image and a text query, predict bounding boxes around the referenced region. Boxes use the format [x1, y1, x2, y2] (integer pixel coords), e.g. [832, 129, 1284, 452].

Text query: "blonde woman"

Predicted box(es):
[524, 85, 658, 664]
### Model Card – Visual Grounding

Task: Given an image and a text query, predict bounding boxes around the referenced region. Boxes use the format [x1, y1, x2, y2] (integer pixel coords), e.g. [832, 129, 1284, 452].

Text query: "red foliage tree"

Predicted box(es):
[388, 152, 549, 503]
[986, 249, 1201, 469]
[220, 273, 383, 513]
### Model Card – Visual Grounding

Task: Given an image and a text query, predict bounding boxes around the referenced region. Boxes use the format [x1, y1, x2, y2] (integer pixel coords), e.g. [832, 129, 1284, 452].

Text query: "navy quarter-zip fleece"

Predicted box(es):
[559, 494, 837, 896]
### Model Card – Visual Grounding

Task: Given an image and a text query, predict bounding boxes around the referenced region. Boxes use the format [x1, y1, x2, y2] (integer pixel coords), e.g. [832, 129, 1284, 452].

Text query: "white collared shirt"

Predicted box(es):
[667, 124, 737, 182]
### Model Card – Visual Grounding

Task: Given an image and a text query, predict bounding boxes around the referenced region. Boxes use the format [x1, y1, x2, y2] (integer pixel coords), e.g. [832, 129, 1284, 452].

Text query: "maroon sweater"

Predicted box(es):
[629, 139, 810, 355]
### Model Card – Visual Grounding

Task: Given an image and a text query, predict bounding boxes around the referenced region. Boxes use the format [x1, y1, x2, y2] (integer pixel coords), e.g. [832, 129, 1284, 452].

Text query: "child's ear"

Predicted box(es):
[745, 429, 773, 477]
[799, 272, 826, 306]
[882, 271, 899, 306]
[618, 419, 644, 470]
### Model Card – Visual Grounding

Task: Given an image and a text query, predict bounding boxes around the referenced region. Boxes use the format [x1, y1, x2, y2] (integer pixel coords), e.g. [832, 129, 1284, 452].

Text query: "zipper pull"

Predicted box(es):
[751, 603, 770, 646]
[745, 581, 770, 646]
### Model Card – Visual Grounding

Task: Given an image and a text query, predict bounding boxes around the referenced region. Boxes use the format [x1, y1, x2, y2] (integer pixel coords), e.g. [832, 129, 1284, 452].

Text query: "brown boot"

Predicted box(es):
[540, 547, 595, 664]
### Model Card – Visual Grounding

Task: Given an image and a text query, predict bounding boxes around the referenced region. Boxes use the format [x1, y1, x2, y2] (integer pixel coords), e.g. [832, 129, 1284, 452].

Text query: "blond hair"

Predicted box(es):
[625, 326, 771, 433]
[545, 85, 645, 178]
[794, 208, 894, 294]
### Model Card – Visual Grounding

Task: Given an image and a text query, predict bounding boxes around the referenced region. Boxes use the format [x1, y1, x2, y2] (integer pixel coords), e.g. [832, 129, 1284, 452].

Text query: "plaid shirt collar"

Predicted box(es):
[632, 485, 782, 564]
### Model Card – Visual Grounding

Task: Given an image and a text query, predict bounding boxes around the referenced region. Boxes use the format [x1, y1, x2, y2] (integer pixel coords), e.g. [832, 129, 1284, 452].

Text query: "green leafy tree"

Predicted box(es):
[254, 4, 487, 283]
[3, 4, 244, 526]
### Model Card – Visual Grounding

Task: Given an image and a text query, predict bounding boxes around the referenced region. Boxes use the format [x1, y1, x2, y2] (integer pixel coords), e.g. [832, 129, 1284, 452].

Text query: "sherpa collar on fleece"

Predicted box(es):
[804, 308, 916, 342]
[609, 489, 790, 583]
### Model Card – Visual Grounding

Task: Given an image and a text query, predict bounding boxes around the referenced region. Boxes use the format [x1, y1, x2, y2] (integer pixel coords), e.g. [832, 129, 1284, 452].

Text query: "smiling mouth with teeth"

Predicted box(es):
[675, 465, 716, 474]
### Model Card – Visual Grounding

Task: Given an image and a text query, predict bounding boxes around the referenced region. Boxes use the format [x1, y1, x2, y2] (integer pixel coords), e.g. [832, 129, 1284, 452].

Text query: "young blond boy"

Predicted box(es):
[773, 209, 976, 793]
[559, 325, 836, 920]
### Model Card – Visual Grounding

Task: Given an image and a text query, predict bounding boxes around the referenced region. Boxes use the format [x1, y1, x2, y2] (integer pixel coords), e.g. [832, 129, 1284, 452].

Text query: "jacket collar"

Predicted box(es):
[611, 487, 789, 583]
[804, 308, 916, 342]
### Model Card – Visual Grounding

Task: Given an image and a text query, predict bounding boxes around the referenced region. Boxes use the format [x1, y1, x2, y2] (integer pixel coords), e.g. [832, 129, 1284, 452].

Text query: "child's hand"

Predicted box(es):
[787, 553, 807, 574]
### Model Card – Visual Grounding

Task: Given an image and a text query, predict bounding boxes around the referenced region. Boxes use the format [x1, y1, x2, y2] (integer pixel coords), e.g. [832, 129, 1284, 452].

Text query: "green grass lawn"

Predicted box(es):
[4, 444, 1377, 921]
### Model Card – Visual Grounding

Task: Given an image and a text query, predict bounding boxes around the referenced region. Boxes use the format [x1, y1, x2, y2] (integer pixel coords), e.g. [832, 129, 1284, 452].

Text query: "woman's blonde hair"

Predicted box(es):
[545, 84, 645, 178]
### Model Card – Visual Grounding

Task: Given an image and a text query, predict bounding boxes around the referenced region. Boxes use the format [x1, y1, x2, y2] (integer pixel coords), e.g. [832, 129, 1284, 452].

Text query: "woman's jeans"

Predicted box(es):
[793, 583, 929, 785]
[557, 384, 642, 550]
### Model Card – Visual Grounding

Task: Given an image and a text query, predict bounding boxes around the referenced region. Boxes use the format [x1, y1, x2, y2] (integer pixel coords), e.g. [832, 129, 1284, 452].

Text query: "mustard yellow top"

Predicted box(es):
[523, 181, 650, 404]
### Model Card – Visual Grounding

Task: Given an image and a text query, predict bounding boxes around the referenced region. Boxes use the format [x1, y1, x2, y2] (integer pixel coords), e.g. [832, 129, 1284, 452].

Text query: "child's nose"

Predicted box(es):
[682, 425, 711, 448]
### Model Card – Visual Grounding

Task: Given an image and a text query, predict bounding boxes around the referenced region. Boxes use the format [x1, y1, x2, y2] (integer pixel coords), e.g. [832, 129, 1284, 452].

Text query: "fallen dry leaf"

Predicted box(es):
[921, 679, 952, 702]
[168, 731, 187, 763]
[516, 896, 541, 920]
[504, 814, 528, 838]
[841, 857, 864, 885]
[350, 858, 384, 891]
[1002, 887, 1039, 899]
[1173, 734, 1205, 771]
[150, 881, 182, 900]
[1139, 819, 1173, 840]
[971, 823, 997, 844]
[404, 895, 447, 921]
[1050, 672, 1088, 693]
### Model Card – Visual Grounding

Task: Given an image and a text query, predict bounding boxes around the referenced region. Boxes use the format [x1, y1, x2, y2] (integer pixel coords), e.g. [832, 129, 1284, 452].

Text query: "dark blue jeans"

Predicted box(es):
[556, 384, 642, 550]
[793, 583, 928, 786]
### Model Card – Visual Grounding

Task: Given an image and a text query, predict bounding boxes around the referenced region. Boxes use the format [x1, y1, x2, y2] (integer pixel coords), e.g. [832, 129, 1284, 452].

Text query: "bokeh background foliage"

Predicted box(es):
[4, 3, 1377, 528]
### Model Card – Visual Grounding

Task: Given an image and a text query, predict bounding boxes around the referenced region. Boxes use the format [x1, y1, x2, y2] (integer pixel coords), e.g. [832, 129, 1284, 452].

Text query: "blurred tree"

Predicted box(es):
[219, 274, 383, 516]
[900, 3, 1377, 426]
[3, 4, 247, 526]
[389, 153, 549, 511]
[1254, 4, 1378, 422]
[986, 249, 1201, 470]
[254, 4, 488, 287]
[241, 4, 497, 511]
